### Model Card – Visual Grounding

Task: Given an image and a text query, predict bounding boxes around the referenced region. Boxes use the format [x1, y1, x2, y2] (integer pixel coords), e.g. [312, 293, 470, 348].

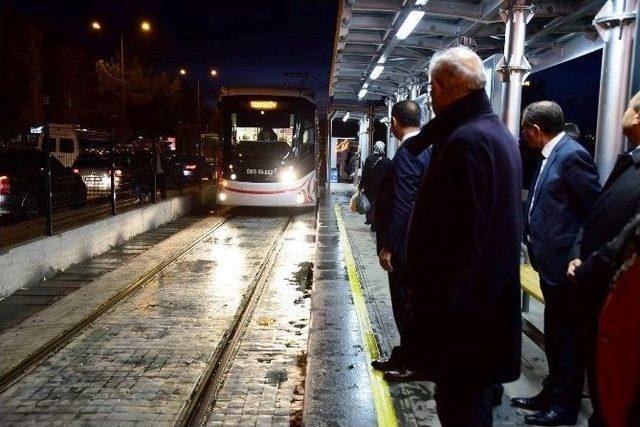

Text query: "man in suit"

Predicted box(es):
[402, 46, 523, 426]
[511, 101, 601, 426]
[359, 141, 392, 230]
[567, 90, 640, 427]
[371, 100, 431, 377]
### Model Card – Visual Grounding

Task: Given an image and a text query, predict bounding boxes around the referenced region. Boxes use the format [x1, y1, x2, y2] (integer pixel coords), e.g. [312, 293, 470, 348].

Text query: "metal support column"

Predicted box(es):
[43, 123, 53, 236]
[593, 0, 639, 183]
[385, 97, 397, 159]
[327, 112, 336, 190]
[367, 104, 376, 150]
[497, 1, 534, 138]
[409, 82, 420, 100]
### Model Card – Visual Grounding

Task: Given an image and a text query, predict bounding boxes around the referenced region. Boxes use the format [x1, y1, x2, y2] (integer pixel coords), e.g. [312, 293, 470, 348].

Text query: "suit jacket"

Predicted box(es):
[359, 153, 392, 203]
[404, 90, 523, 385]
[574, 148, 640, 297]
[525, 135, 601, 288]
[375, 136, 431, 261]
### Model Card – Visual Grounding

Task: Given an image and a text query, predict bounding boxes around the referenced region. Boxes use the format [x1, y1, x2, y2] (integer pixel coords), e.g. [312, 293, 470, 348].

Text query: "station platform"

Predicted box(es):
[0, 185, 593, 426]
[309, 183, 593, 426]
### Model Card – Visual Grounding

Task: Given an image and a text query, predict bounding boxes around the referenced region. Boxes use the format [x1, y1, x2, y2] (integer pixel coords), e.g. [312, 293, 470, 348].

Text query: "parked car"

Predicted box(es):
[72, 152, 133, 193]
[0, 148, 87, 219]
[171, 154, 214, 181]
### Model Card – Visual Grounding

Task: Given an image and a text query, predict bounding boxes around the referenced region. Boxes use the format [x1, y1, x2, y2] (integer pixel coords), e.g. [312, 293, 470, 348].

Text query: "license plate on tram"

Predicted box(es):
[246, 169, 274, 176]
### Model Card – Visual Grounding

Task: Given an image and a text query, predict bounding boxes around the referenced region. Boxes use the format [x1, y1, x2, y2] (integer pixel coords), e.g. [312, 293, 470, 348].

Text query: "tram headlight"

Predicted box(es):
[279, 167, 297, 183]
[218, 192, 227, 202]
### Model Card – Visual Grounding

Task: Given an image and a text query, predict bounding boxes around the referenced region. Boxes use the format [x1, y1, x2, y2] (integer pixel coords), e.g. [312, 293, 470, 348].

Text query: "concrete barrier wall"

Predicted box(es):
[0, 195, 198, 298]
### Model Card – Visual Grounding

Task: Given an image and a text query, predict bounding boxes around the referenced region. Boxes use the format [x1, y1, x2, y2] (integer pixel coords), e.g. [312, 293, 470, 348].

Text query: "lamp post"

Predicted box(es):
[178, 68, 218, 155]
[91, 20, 152, 128]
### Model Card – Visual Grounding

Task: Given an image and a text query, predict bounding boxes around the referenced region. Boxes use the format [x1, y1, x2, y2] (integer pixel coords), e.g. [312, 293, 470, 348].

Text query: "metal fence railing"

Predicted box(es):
[0, 126, 214, 250]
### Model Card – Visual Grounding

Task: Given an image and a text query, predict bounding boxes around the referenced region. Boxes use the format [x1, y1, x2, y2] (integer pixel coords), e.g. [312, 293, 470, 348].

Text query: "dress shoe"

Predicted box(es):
[511, 393, 550, 411]
[383, 369, 427, 382]
[492, 384, 504, 407]
[371, 347, 404, 371]
[524, 409, 577, 426]
[371, 358, 401, 371]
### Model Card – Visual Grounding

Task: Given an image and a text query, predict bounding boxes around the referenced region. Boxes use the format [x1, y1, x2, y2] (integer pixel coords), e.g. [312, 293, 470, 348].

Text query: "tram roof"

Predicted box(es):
[220, 87, 315, 104]
[331, 0, 605, 102]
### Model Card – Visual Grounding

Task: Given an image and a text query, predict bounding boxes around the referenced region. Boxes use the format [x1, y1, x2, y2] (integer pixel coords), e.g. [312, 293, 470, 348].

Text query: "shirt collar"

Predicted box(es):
[401, 129, 420, 143]
[541, 131, 565, 159]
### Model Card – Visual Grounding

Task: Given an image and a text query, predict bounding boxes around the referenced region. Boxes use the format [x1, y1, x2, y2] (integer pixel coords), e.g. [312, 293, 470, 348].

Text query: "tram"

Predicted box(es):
[216, 87, 317, 207]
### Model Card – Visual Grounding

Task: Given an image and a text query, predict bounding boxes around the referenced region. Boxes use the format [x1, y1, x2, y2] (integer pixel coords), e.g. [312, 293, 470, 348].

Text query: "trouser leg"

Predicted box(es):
[435, 382, 493, 427]
[541, 284, 584, 415]
[582, 304, 606, 427]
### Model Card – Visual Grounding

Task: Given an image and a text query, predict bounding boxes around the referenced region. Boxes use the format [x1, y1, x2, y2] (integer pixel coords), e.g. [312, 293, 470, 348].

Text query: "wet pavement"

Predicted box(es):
[0, 210, 315, 425]
[204, 214, 316, 426]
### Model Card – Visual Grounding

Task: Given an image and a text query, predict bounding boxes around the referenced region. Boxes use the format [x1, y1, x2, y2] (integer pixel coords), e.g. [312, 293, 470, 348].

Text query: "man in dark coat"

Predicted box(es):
[567, 90, 640, 427]
[403, 46, 523, 426]
[371, 100, 431, 376]
[512, 101, 601, 426]
[359, 141, 392, 229]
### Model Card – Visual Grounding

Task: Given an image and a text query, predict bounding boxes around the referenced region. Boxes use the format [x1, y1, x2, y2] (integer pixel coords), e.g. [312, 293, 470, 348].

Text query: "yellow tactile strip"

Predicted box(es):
[334, 203, 399, 427]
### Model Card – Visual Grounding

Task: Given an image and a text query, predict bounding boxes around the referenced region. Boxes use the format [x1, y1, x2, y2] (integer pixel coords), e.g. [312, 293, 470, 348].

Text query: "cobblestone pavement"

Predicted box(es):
[333, 183, 591, 426]
[204, 212, 316, 426]
[0, 212, 303, 425]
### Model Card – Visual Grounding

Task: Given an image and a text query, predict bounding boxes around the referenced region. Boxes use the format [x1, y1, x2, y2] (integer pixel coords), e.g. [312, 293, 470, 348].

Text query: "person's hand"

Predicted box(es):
[567, 258, 582, 284]
[379, 248, 393, 272]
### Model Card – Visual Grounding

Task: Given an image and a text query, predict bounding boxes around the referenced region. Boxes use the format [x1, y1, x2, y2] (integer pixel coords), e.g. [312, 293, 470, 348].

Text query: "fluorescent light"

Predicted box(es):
[363, 82, 369, 89]
[370, 65, 384, 80]
[343, 112, 350, 122]
[358, 89, 367, 99]
[396, 10, 425, 40]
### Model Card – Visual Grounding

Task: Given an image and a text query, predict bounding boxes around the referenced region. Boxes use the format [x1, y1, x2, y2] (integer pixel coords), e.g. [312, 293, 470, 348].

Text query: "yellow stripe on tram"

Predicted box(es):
[334, 203, 399, 427]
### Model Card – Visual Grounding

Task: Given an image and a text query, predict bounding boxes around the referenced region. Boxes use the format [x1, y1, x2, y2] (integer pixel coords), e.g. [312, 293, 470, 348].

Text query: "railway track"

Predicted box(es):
[0, 211, 234, 393]
[178, 215, 293, 426]
[0, 209, 304, 426]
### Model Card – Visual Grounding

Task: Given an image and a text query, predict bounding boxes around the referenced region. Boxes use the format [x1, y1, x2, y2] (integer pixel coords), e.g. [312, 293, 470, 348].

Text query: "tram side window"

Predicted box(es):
[301, 118, 315, 152]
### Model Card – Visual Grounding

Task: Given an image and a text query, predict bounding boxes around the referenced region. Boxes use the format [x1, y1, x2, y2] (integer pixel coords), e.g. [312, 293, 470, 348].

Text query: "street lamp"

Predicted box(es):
[90, 20, 153, 128]
[178, 68, 219, 155]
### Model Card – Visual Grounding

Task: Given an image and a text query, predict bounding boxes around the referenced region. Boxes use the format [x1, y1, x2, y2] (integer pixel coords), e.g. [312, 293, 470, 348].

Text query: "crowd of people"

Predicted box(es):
[357, 46, 640, 427]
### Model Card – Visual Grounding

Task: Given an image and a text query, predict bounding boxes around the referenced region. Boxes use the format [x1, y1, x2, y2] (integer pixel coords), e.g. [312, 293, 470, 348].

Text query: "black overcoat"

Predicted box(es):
[404, 90, 523, 385]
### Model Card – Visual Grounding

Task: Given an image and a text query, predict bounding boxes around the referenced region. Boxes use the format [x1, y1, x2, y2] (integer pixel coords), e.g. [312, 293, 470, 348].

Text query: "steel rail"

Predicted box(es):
[179, 215, 295, 427]
[0, 210, 234, 392]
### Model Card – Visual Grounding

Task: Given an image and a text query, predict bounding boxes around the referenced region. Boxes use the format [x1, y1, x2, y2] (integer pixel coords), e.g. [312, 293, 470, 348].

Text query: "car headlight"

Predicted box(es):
[279, 167, 297, 183]
[230, 173, 237, 180]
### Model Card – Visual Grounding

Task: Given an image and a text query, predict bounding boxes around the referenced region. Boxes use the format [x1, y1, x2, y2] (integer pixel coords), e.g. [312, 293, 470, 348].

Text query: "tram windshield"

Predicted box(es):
[230, 111, 295, 158]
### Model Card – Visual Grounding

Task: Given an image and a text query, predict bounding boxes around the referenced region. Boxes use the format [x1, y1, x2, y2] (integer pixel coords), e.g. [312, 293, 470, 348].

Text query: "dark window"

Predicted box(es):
[59, 138, 75, 153]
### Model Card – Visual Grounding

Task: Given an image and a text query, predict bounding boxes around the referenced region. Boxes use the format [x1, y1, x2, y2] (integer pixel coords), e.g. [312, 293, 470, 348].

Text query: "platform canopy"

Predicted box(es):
[330, 0, 605, 102]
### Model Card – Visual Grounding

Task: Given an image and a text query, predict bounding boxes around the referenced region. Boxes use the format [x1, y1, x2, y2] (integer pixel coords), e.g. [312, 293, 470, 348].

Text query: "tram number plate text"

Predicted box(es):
[246, 168, 274, 175]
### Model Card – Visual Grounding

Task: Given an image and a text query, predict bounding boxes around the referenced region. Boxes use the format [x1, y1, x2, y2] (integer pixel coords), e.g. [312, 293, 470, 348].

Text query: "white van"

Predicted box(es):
[37, 124, 80, 167]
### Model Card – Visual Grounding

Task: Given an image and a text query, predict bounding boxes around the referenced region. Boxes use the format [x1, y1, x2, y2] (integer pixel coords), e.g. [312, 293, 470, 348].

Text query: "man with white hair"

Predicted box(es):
[403, 46, 523, 426]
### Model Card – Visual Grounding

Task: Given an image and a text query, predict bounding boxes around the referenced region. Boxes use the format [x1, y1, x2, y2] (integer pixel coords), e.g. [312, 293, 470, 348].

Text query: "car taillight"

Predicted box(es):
[185, 164, 197, 170]
[72, 168, 80, 174]
[0, 176, 10, 195]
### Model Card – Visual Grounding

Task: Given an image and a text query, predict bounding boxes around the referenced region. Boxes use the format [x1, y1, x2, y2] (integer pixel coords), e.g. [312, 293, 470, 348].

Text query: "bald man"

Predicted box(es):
[567, 90, 640, 427]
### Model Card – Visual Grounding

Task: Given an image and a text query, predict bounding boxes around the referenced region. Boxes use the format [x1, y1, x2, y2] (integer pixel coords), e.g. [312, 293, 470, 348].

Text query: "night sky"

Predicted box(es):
[8, 0, 338, 105]
[8, 0, 602, 124]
